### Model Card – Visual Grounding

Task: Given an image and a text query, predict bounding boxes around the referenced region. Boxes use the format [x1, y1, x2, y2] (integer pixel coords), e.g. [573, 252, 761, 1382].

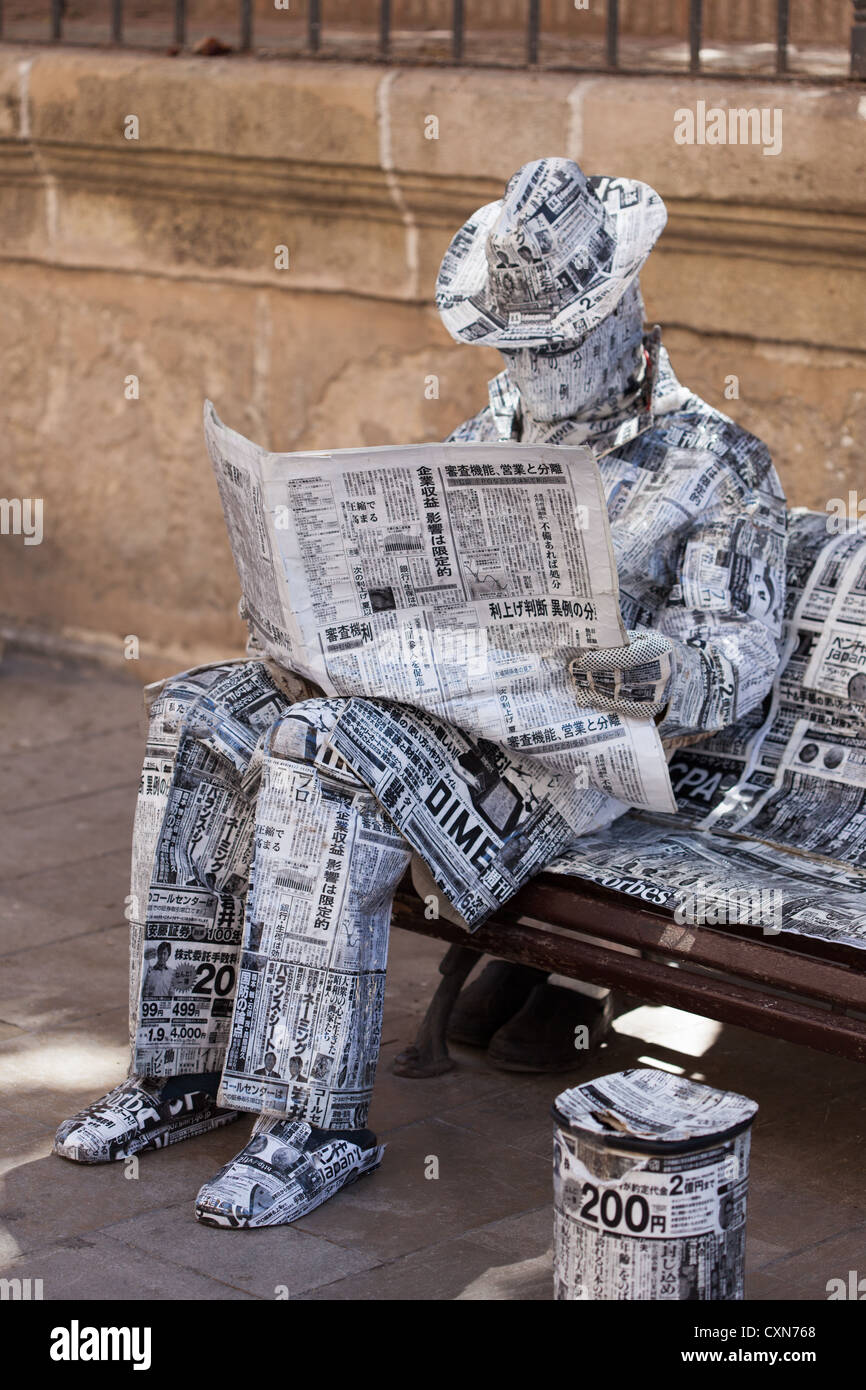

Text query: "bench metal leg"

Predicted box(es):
[392, 943, 480, 1078]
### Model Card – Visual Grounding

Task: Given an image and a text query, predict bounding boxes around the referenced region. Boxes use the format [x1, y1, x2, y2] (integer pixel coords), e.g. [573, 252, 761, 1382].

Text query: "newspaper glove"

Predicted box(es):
[570, 627, 674, 718]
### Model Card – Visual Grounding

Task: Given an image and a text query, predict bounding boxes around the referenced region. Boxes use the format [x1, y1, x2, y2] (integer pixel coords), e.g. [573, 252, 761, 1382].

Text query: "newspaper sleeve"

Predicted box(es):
[204, 403, 676, 815]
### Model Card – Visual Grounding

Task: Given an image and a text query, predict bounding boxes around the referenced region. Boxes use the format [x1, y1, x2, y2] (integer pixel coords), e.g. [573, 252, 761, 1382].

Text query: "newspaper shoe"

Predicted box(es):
[194, 1116, 385, 1229]
[54, 1076, 240, 1163]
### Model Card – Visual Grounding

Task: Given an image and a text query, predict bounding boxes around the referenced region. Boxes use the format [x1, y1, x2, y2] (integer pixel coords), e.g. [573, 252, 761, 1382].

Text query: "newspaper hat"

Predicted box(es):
[435, 157, 667, 349]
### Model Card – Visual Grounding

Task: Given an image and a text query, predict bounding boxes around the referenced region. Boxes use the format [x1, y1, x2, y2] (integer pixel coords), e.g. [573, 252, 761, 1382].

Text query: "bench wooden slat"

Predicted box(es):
[526, 871, 866, 970]
[509, 877, 866, 1009]
[393, 893, 866, 1063]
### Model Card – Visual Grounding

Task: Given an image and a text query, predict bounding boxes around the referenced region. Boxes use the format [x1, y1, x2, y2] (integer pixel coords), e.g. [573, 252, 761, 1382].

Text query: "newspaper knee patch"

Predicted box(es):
[326, 698, 631, 929]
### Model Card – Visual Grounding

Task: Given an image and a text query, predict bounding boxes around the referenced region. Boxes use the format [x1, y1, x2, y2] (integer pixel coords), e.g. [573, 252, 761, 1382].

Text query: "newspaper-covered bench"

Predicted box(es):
[393, 511, 866, 1070]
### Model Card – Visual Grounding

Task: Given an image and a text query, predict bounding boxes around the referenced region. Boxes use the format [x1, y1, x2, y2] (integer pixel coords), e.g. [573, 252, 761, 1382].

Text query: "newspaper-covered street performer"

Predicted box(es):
[54, 159, 787, 1229]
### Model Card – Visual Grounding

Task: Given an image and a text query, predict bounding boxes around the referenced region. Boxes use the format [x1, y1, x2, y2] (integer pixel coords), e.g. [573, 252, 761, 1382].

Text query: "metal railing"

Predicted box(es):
[4, 2, 864, 80]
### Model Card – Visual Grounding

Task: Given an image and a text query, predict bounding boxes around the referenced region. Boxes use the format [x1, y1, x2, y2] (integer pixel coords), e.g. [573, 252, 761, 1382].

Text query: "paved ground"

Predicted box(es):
[0, 650, 863, 1301]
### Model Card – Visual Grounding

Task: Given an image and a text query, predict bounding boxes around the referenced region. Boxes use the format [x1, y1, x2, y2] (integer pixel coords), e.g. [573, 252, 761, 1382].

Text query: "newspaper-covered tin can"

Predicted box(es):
[552, 1068, 758, 1301]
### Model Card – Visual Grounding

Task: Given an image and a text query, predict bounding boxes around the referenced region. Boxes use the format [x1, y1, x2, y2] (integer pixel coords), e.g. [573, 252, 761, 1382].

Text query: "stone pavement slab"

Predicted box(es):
[0, 654, 143, 753]
[0, 849, 132, 948]
[100, 1203, 380, 1301]
[0, 787, 135, 881]
[0, 1231, 260, 1301]
[292, 1116, 551, 1262]
[0, 925, 128, 1030]
[0, 1008, 131, 1129]
[300, 1205, 554, 1302]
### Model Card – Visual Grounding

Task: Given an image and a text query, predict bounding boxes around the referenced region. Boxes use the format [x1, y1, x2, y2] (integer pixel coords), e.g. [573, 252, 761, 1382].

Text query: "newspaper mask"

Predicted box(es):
[500, 281, 647, 424]
[436, 157, 667, 349]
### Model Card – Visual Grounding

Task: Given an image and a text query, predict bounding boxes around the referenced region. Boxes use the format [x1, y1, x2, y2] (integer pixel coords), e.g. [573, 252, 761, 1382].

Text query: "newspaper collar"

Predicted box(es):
[488, 331, 691, 457]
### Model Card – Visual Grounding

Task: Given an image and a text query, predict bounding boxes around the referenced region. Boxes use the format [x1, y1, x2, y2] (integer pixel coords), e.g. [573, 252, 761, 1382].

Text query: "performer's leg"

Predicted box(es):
[194, 705, 411, 1228]
[410, 854, 616, 1071]
[54, 661, 298, 1163]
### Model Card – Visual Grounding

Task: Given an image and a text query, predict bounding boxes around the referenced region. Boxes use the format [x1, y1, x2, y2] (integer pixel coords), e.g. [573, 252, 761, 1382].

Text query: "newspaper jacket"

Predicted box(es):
[447, 338, 788, 746]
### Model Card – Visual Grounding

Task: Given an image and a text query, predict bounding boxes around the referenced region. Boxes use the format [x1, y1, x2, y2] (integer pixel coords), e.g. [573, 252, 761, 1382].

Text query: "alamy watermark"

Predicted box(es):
[373, 625, 490, 682]
[0, 1277, 43, 1300]
[50, 1321, 151, 1370]
[673, 880, 782, 935]
[826, 1270, 866, 1299]
[826, 491, 866, 535]
[0, 497, 42, 545]
[674, 101, 782, 157]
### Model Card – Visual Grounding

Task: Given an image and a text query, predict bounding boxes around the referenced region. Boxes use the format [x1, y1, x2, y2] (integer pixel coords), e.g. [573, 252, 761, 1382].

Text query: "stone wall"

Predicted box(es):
[0, 49, 863, 678]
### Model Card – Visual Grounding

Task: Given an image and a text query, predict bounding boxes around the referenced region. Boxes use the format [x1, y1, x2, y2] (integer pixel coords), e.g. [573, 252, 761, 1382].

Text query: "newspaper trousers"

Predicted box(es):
[128, 661, 411, 1130]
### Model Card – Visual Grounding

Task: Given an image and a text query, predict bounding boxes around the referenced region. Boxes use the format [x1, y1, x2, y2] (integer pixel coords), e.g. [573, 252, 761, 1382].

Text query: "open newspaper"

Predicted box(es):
[204, 402, 676, 817]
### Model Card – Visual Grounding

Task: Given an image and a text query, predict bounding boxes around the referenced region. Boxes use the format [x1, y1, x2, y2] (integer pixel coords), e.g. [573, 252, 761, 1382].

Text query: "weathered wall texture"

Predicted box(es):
[0, 50, 863, 678]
